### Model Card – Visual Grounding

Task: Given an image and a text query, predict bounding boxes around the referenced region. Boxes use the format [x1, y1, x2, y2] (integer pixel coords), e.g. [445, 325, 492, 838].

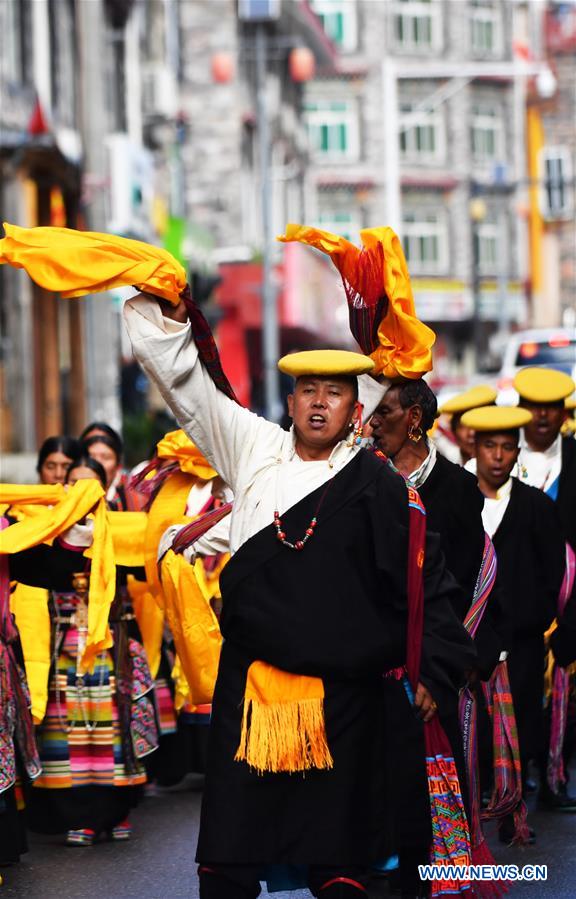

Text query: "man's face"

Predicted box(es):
[453, 416, 477, 461]
[475, 432, 519, 491]
[520, 400, 564, 450]
[287, 377, 357, 451]
[369, 388, 411, 458]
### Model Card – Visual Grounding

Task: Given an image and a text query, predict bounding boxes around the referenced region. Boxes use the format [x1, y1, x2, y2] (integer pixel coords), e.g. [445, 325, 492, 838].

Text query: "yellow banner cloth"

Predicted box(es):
[160, 550, 222, 706]
[0, 222, 186, 305]
[278, 223, 435, 380]
[127, 576, 164, 679]
[234, 660, 334, 774]
[155, 430, 218, 479]
[10, 583, 51, 724]
[0, 480, 115, 671]
[144, 470, 193, 597]
[105, 511, 148, 568]
[0, 484, 65, 506]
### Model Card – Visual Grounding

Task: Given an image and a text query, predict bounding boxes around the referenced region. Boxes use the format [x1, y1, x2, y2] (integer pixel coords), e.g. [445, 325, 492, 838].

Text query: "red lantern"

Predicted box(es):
[289, 47, 315, 83]
[211, 53, 234, 84]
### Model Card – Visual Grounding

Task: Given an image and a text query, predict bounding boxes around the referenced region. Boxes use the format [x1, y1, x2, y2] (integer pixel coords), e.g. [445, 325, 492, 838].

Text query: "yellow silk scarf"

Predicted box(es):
[127, 575, 164, 679]
[0, 480, 115, 671]
[160, 549, 222, 706]
[278, 223, 436, 380]
[0, 222, 186, 304]
[10, 583, 51, 723]
[155, 430, 218, 479]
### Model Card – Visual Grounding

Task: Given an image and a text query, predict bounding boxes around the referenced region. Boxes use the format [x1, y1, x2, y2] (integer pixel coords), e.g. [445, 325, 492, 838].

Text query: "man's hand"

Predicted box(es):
[139, 291, 188, 323]
[413, 681, 438, 722]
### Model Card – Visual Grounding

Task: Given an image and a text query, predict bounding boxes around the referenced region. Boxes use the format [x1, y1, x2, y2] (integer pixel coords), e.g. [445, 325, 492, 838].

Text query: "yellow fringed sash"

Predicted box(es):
[235, 661, 334, 774]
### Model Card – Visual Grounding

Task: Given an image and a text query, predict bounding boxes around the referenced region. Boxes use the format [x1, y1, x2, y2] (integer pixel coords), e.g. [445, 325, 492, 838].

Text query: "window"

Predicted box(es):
[470, 1, 502, 56]
[539, 147, 573, 221]
[402, 211, 448, 274]
[310, 0, 358, 52]
[305, 100, 359, 161]
[317, 209, 361, 243]
[4, 0, 33, 85]
[471, 105, 504, 164]
[476, 211, 505, 275]
[392, 0, 441, 52]
[399, 103, 445, 162]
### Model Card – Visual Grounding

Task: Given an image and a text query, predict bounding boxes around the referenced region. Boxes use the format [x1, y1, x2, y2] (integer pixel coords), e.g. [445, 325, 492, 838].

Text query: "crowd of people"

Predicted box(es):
[0, 220, 575, 899]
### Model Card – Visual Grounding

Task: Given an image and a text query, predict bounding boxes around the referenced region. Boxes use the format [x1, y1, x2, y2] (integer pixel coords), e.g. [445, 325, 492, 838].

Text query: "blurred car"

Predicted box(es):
[496, 327, 576, 404]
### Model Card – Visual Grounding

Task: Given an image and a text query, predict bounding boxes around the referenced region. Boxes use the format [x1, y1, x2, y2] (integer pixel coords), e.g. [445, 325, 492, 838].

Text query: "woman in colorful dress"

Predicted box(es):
[12, 456, 158, 846]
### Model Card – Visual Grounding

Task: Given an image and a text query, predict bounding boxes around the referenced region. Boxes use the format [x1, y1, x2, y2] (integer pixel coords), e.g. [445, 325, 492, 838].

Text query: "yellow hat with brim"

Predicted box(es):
[439, 385, 498, 415]
[278, 349, 374, 377]
[461, 406, 532, 431]
[514, 367, 575, 403]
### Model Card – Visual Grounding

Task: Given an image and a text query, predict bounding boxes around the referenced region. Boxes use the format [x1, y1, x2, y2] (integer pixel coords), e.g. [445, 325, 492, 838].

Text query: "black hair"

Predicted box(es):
[82, 433, 122, 463]
[391, 379, 438, 432]
[476, 428, 521, 445]
[65, 455, 107, 490]
[79, 422, 123, 455]
[37, 436, 81, 473]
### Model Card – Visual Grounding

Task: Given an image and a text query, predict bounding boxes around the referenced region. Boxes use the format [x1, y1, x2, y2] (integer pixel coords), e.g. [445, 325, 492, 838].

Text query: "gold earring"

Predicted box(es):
[408, 424, 423, 443]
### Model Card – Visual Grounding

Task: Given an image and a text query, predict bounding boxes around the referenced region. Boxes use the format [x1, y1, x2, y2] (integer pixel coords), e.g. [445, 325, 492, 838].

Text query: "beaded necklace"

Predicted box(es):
[273, 475, 335, 551]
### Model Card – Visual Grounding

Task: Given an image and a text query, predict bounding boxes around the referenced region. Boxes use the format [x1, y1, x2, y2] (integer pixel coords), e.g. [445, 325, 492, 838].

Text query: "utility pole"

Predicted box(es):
[255, 23, 282, 422]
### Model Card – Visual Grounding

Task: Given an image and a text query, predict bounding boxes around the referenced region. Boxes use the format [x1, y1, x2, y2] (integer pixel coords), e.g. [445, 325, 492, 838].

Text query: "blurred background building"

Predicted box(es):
[0, 0, 574, 468]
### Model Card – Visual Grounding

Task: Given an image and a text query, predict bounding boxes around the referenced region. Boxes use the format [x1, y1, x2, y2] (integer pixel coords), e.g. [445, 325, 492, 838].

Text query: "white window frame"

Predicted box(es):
[316, 207, 362, 244]
[402, 210, 448, 275]
[476, 211, 506, 276]
[305, 99, 360, 162]
[469, 1, 503, 57]
[399, 103, 445, 163]
[538, 146, 574, 221]
[311, 0, 358, 53]
[391, 0, 442, 53]
[471, 104, 504, 165]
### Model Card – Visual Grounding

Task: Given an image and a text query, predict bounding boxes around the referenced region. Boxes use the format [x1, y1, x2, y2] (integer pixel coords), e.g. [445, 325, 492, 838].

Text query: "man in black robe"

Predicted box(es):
[369, 379, 501, 894]
[124, 292, 476, 899]
[461, 405, 567, 836]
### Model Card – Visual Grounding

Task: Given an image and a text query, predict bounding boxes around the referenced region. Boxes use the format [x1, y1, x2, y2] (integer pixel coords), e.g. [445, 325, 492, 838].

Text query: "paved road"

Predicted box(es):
[2, 777, 575, 899]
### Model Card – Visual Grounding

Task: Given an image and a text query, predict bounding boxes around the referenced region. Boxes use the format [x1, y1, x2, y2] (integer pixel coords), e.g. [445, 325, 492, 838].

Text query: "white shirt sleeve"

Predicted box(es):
[157, 514, 231, 566]
[123, 295, 283, 493]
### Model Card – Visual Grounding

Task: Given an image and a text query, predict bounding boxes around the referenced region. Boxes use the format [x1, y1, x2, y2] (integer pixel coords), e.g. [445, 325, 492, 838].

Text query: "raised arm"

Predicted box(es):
[123, 293, 283, 492]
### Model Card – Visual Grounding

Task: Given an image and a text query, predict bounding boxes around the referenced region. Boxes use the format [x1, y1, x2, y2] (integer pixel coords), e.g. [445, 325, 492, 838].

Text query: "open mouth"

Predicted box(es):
[309, 414, 327, 429]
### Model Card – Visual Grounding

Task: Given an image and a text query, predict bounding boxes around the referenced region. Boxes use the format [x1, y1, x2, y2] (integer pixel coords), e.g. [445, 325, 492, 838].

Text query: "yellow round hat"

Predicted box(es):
[514, 367, 575, 403]
[278, 349, 374, 377]
[461, 406, 532, 431]
[439, 385, 498, 415]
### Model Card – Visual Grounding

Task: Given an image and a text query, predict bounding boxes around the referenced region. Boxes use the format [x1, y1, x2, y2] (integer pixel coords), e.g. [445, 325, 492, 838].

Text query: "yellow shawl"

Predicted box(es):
[0, 480, 115, 671]
[0, 222, 186, 304]
[278, 223, 435, 380]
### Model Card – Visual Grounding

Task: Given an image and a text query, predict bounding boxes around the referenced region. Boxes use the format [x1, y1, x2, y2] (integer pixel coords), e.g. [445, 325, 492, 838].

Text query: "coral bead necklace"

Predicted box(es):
[273, 476, 335, 551]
